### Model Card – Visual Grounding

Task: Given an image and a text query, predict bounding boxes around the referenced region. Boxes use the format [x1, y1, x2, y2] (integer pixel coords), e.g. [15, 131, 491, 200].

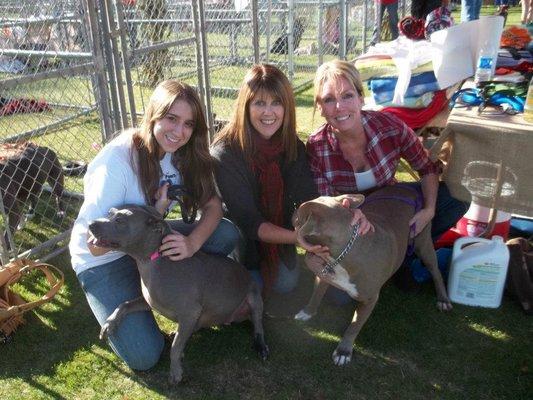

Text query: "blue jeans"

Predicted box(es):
[371, 2, 400, 44]
[461, 0, 482, 22]
[249, 256, 300, 294]
[326, 182, 468, 305]
[76, 218, 240, 370]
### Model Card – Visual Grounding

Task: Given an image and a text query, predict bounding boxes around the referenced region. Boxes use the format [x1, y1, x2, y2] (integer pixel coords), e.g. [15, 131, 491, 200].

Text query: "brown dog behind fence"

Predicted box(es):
[0, 142, 66, 250]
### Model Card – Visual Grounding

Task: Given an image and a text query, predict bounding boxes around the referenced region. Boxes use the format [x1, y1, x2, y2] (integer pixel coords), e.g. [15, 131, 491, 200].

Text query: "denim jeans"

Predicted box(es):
[461, 0, 482, 22]
[371, 2, 400, 44]
[326, 182, 468, 305]
[76, 218, 240, 370]
[249, 256, 300, 294]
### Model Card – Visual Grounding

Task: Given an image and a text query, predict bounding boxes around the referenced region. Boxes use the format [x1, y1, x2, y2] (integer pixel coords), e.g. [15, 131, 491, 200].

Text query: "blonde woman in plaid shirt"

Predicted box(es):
[307, 60, 467, 295]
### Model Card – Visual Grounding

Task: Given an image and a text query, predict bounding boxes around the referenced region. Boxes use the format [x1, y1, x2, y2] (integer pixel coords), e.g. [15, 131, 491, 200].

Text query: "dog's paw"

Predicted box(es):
[253, 334, 269, 361]
[168, 368, 183, 385]
[332, 348, 353, 366]
[437, 299, 453, 312]
[257, 344, 269, 361]
[99, 322, 115, 340]
[294, 309, 313, 321]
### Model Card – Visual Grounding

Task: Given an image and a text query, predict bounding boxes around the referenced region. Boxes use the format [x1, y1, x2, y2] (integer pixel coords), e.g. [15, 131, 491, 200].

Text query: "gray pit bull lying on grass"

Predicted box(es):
[293, 185, 452, 366]
[88, 205, 268, 384]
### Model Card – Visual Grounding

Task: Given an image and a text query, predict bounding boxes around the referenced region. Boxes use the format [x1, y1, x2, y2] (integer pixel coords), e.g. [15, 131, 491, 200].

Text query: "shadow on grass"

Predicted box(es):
[1, 253, 531, 399]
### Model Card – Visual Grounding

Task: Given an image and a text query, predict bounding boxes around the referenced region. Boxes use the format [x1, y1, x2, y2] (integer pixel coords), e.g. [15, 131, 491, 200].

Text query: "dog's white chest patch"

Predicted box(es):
[330, 264, 359, 298]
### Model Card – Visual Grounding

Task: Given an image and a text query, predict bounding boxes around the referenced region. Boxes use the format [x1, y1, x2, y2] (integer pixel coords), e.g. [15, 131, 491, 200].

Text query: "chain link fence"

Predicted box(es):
[1, 0, 413, 263]
[0, 0, 102, 263]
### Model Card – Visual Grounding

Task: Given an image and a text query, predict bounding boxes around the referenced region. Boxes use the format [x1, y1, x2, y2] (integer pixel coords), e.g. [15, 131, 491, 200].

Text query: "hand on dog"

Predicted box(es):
[343, 201, 374, 235]
[295, 228, 330, 259]
[409, 207, 435, 236]
[86, 232, 112, 256]
[159, 231, 199, 261]
[154, 182, 171, 216]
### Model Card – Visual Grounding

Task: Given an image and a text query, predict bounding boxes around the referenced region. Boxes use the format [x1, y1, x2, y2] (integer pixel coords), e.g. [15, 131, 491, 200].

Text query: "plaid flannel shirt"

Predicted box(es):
[306, 110, 440, 196]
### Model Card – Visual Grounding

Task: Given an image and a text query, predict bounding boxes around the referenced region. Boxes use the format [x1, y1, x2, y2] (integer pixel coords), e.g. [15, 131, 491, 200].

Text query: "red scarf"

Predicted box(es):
[252, 135, 284, 294]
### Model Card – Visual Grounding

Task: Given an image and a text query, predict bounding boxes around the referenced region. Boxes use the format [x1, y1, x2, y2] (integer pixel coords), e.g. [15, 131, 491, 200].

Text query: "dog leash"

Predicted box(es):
[321, 222, 360, 276]
[362, 184, 423, 256]
[319, 185, 423, 275]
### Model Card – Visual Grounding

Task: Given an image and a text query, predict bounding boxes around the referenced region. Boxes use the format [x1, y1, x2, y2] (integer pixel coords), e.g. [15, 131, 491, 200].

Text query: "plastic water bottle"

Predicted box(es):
[474, 43, 496, 86]
[524, 77, 533, 123]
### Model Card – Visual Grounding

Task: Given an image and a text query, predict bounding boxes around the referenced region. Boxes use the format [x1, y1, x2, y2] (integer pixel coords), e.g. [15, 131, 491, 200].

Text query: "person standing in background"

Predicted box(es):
[370, 0, 399, 46]
[411, 0, 450, 19]
[522, 0, 533, 25]
[461, 0, 482, 21]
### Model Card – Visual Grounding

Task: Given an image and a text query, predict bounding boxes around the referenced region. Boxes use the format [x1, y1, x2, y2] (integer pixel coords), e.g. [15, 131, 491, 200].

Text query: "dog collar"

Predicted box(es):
[321, 222, 360, 276]
[150, 251, 160, 261]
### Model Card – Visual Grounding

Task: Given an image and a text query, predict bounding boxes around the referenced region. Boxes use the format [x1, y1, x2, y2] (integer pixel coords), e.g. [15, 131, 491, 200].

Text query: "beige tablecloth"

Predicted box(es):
[430, 107, 533, 217]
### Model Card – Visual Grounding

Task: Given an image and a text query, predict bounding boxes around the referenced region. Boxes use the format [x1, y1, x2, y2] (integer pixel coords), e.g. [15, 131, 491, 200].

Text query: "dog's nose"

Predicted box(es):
[88, 219, 107, 235]
[88, 221, 100, 235]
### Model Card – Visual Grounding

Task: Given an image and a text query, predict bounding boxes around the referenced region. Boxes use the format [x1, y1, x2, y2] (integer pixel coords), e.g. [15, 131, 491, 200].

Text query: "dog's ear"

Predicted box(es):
[335, 194, 365, 209]
[146, 217, 165, 234]
[298, 210, 322, 238]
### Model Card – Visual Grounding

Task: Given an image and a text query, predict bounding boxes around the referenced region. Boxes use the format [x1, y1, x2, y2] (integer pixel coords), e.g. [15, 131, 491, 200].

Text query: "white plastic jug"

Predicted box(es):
[448, 236, 510, 308]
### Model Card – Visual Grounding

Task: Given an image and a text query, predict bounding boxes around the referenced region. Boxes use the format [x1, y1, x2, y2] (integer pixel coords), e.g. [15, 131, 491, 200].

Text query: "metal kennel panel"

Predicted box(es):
[120, 0, 201, 119]
[190, 1, 259, 126]
[256, 1, 363, 93]
[0, 0, 111, 263]
[0, 0, 206, 263]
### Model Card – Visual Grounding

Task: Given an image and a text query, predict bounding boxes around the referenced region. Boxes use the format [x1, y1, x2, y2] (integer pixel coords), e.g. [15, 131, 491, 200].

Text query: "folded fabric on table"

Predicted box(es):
[355, 55, 434, 81]
[381, 90, 448, 129]
[369, 71, 441, 105]
[493, 70, 526, 83]
[372, 92, 435, 108]
[355, 55, 398, 81]
[496, 48, 533, 68]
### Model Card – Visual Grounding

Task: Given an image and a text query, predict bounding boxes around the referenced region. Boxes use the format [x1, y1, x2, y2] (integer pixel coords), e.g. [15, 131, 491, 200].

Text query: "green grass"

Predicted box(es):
[1, 6, 531, 399]
[1, 251, 531, 400]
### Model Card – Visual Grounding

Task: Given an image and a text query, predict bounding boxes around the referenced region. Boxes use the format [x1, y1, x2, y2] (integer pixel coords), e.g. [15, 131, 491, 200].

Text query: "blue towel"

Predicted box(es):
[369, 71, 441, 104]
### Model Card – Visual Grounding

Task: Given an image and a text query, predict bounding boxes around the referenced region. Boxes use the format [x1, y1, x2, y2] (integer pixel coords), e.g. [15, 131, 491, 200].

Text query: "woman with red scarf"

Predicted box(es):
[211, 64, 370, 294]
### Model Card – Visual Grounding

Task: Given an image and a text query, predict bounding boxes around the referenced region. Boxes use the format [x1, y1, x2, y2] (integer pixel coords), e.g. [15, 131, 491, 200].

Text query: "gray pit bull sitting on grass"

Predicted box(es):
[88, 204, 268, 384]
[293, 185, 452, 366]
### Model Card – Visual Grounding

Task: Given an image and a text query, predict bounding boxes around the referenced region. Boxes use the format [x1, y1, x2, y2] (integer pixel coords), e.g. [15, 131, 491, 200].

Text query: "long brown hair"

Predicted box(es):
[213, 63, 298, 163]
[131, 80, 215, 215]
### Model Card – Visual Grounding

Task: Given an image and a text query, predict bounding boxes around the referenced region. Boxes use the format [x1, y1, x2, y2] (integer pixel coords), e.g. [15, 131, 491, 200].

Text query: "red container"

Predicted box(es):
[435, 203, 511, 249]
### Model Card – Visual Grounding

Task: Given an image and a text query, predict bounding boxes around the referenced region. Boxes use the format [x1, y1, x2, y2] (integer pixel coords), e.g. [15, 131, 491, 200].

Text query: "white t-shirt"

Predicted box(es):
[354, 168, 377, 192]
[69, 132, 180, 275]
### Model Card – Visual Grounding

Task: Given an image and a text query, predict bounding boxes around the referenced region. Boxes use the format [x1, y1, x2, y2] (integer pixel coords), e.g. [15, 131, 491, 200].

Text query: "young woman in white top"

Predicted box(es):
[69, 80, 239, 371]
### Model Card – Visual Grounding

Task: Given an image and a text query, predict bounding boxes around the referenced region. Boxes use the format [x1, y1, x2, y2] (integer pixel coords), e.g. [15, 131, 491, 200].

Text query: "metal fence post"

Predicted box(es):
[265, 0, 272, 63]
[114, 0, 137, 127]
[287, 0, 294, 82]
[339, 0, 346, 59]
[251, 0, 260, 64]
[95, 0, 121, 133]
[0, 193, 17, 263]
[191, 0, 214, 141]
[102, 0, 128, 130]
[84, 0, 114, 141]
[363, 0, 369, 51]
